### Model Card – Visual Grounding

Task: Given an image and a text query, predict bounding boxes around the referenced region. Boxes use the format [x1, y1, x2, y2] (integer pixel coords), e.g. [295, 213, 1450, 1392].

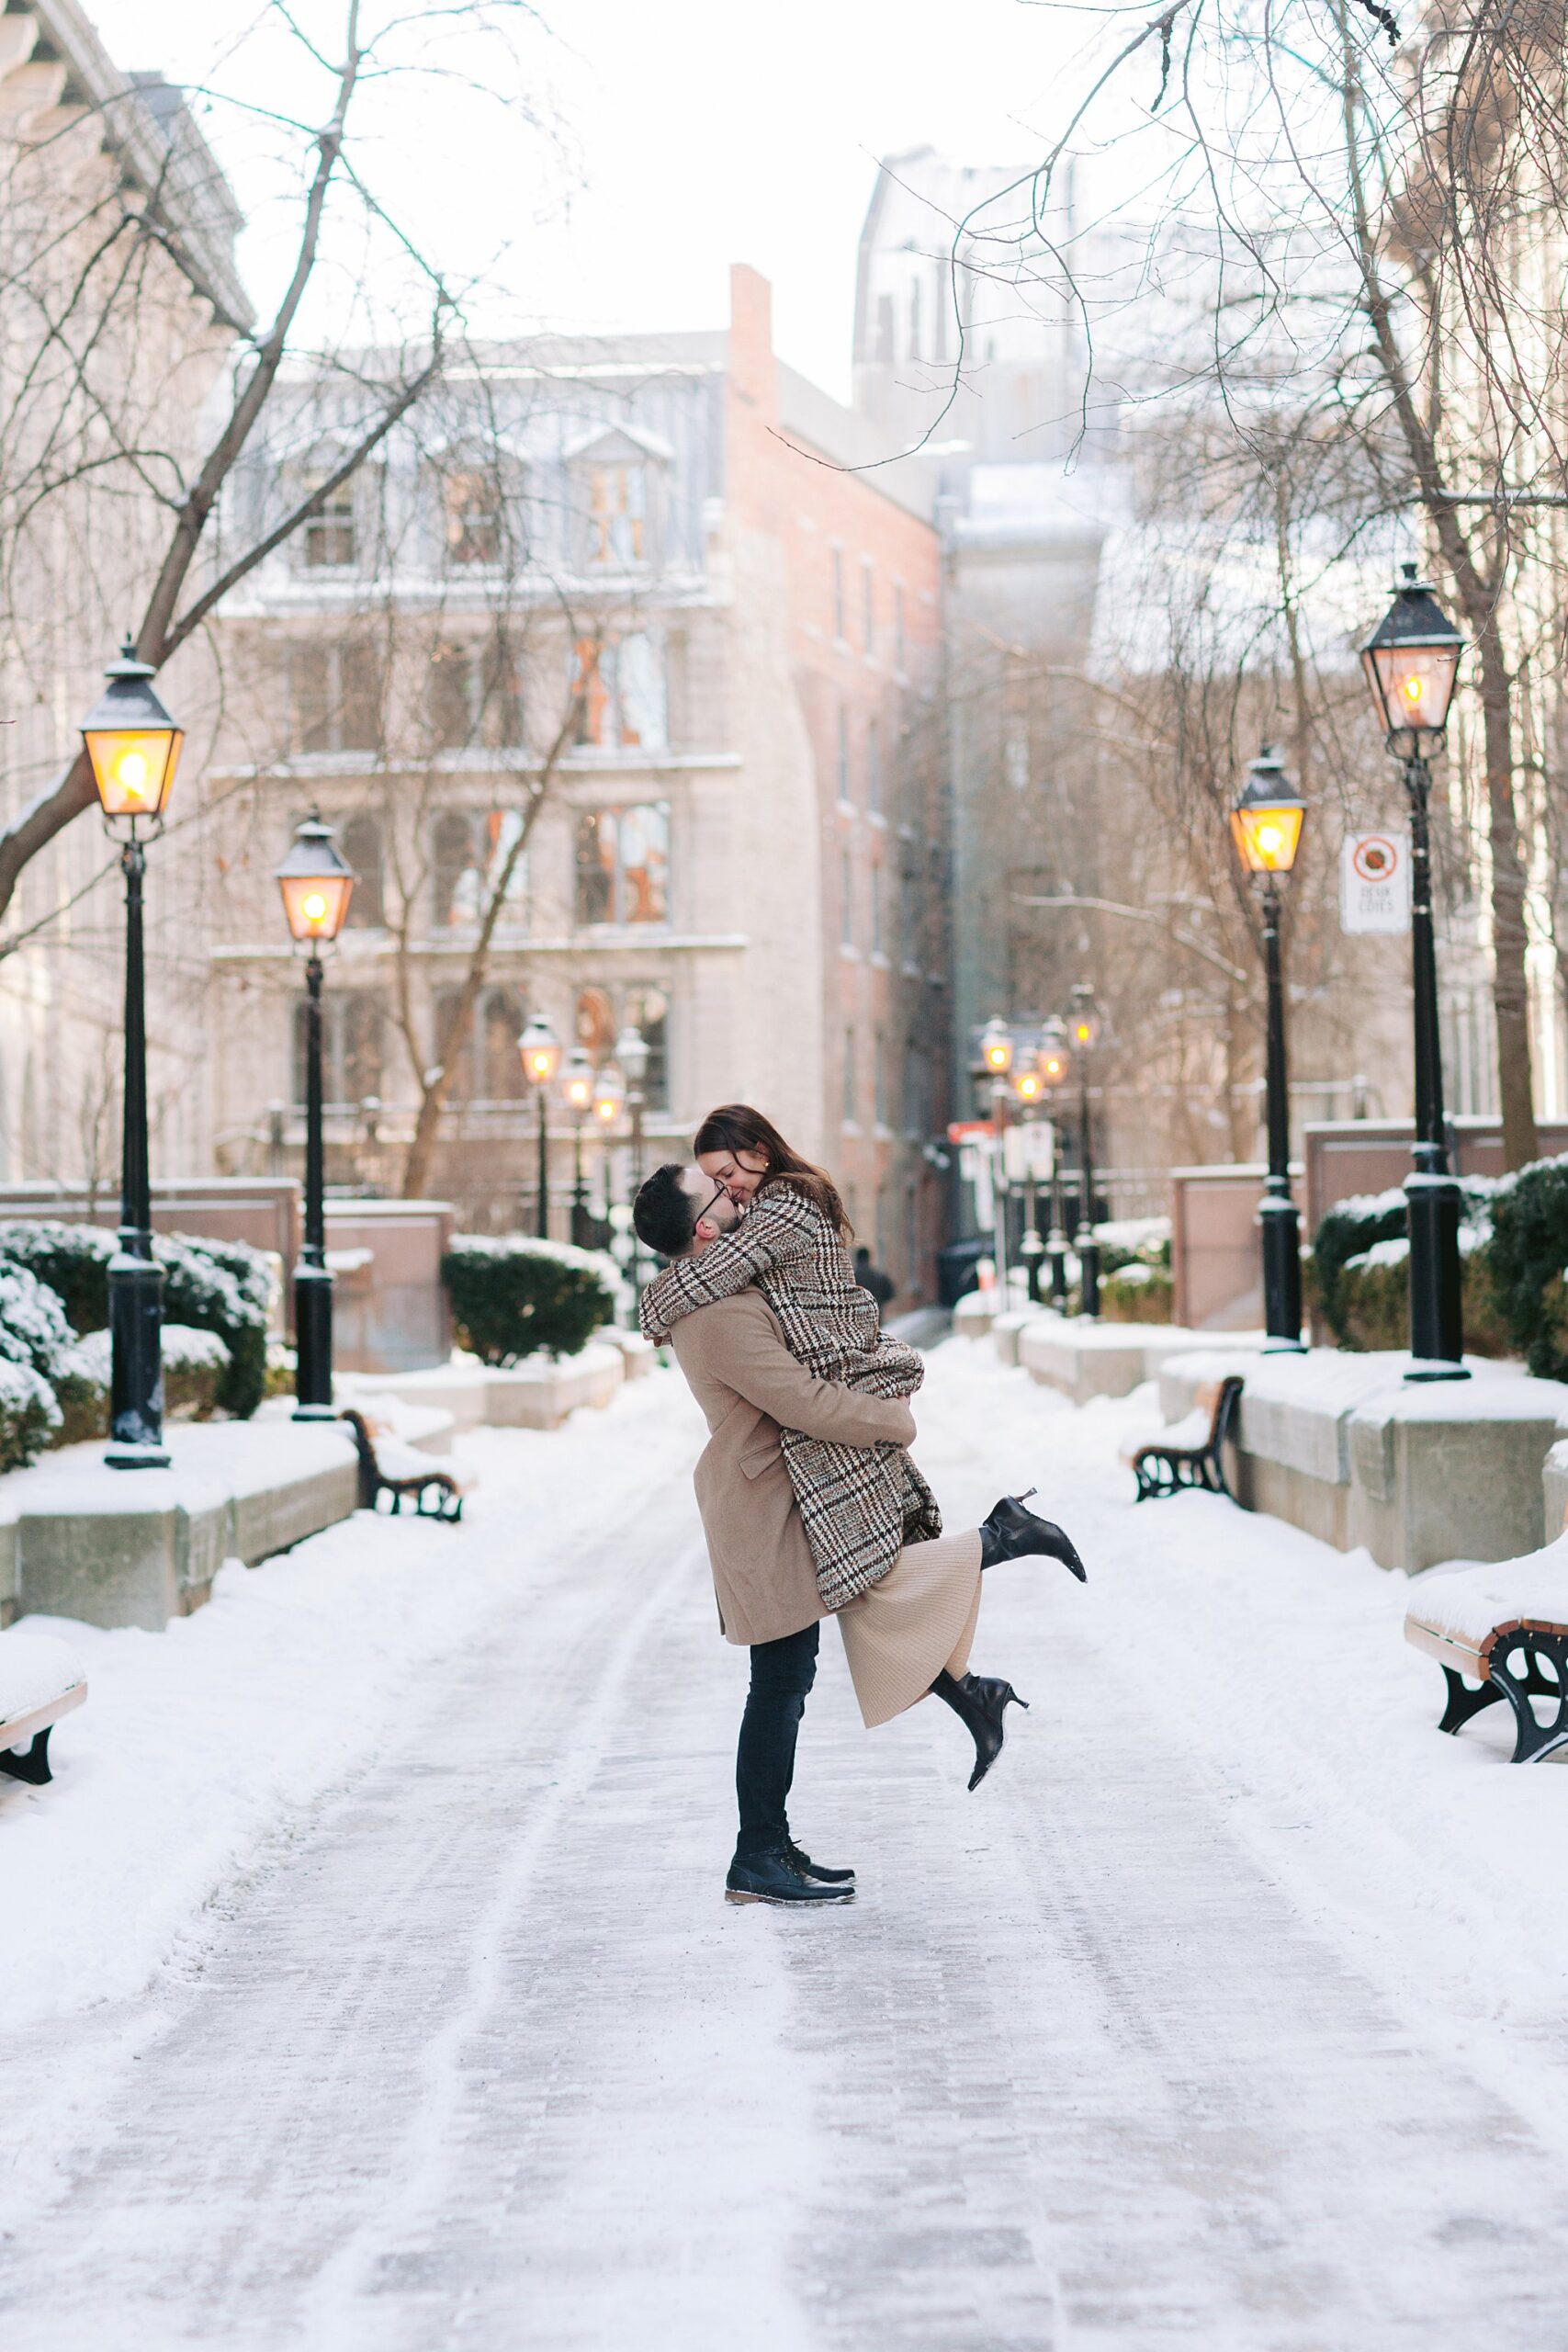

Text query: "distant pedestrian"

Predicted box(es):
[853, 1244, 895, 1320]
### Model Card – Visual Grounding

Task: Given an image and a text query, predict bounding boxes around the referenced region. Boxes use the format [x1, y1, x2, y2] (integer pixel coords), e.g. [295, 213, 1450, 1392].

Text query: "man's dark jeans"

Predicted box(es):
[734, 1621, 821, 1860]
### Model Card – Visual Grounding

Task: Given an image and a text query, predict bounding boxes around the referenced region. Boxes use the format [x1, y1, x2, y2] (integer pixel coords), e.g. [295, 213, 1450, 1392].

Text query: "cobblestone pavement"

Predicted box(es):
[5, 1351, 1568, 2349]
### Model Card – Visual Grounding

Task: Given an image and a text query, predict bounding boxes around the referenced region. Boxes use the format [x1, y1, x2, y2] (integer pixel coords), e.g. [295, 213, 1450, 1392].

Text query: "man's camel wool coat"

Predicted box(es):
[668, 1291, 918, 1646]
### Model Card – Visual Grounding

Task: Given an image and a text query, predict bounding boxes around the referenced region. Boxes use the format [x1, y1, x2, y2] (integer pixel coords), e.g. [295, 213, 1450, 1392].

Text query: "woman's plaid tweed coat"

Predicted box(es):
[639, 1185, 942, 1610]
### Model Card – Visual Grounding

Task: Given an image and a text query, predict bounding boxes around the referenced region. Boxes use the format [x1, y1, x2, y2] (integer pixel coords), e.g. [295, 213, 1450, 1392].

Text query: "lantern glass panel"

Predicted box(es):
[279, 870, 355, 942]
[1230, 799, 1305, 874]
[1365, 639, 1461, 737]
[85, 726, 183, 819]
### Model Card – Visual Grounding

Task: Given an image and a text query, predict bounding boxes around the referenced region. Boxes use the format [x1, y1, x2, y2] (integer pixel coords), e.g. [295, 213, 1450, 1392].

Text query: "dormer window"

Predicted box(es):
[588, 463, 646, 566]
[566, 423, 671, 573]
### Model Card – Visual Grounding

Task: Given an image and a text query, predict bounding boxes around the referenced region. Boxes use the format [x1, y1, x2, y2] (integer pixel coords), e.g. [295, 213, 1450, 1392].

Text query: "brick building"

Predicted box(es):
[200, 267, 951, 1301]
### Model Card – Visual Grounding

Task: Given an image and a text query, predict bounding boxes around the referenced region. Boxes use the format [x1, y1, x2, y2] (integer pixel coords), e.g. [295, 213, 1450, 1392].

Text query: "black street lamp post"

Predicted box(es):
[81, 644, 186, 1468]
[1230, 748, 1308, 1352]
[1068, 985, 1103, 1317]
[1360, 565, 1470, 1380]
[1036, 1019, 1073, 1309]
[276, 816, 356, 1418]
[978, 1019, 1014, 1298]
[562, 1046, 595, 1248]
[1012, 1063, 1045, 1302]
[520, 1012, 561, 1238]
[615, 1022, 650, 1304]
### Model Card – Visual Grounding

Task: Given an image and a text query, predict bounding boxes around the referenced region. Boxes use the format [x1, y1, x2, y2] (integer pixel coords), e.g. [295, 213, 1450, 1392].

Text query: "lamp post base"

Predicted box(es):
[104, 1439, 171, 1469]
[1404, 1358, 1471, 1384]
[1261, 1337, 1308, 1355]
[293, 1264, 335, 1420]
[107, 1250, 167, 1469]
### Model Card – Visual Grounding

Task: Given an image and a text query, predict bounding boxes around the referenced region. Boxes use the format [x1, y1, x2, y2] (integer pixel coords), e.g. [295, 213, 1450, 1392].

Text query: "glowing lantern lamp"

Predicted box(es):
[520, 1012, 561, 1236]
[82, 641, 185, 822]
[276, 815, 355, 944]
[979, 1017, 1013, 1077]
[1230, 745, 1307, 876]
[1360, 562, 1465, 743]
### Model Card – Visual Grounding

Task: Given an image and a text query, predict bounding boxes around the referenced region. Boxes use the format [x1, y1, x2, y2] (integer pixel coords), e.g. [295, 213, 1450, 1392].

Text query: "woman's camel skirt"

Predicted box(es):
[834, 1529, 984, 1728]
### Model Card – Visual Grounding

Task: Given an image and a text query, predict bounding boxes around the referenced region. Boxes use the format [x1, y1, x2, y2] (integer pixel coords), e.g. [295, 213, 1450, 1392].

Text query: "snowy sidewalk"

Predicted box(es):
[5, 1342, 1568, 2347]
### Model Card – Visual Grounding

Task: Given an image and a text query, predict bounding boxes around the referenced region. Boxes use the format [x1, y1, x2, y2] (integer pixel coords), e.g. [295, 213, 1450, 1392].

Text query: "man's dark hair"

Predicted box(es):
[634, 1163, 698, 1260]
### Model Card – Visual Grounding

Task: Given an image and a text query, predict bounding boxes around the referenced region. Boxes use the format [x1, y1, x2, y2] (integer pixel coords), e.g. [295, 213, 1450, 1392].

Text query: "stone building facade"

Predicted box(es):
[0, 1, 248, 1194]
[202, 268, 951, 1299]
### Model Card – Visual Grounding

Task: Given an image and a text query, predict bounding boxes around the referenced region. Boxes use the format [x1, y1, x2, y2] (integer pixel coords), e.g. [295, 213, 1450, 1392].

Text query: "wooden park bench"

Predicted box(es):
[0, 1633, 87, 1787]
[339, 1408, 467, 1524]
[1404, 1535, 1568, 1765]
[1122, 1374, 1245, 1502]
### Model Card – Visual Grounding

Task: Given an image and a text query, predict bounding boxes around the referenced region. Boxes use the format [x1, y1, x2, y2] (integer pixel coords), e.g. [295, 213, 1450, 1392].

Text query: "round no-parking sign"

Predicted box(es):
[1341, 832, 1411, 933]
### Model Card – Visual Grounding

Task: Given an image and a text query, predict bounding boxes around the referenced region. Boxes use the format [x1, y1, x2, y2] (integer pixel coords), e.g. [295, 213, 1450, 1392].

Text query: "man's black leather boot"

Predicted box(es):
[783, 1838, 855, 1885]
[726, 1847, 856, 1905]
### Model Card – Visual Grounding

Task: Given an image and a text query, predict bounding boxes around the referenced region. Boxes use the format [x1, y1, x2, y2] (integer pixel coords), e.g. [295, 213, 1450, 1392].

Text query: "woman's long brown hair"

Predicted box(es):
[693, 1104, 852, 1240]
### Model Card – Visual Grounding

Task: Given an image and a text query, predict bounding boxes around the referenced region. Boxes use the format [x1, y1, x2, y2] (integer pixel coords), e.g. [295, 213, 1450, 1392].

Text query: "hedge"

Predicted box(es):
[55, 1325, 233, 1443]
[442, 1235, 615, 1365]
[1486, 1156, 1568, 1379]
[0, 1221, 269, 1419]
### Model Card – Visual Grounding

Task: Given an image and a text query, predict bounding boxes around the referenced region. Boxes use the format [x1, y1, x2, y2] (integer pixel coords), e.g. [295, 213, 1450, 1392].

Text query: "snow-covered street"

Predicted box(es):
[6, 1339, 1568, 2349]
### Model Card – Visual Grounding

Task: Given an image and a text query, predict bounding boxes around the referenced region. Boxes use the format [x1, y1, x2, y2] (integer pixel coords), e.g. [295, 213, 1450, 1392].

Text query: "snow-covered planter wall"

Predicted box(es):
[441, 1236, 615, 1365]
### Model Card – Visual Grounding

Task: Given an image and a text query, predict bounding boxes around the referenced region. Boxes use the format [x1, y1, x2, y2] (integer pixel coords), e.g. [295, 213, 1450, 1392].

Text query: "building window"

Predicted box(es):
[586, 463, 648, 566]
[867, 717, 881, 814]
[832, 545, 846, 640]
[479, 988, 525, 1099]
[842, 1026, 856, 1124]
[908, 277, 922, 361]
[340, 813, 384, 927]
[894, 582, 907, 675]
[576, 981, 669, 1110]
[444, 466, 504, 567]
[293, 991, 383, 1106]
[862, 559, 874, 653]
[302, 473, 355, 570]
[428, 637, 524, 751]
[431, 809, 528, 929]
[572, 633, 667, 750]
[874, 1026, 887, 1125]
[290, 639, 383, 753]
[840, 846, 853, 947]
[870, 861, 883, 956]
[575, 802, 670, 927]
[837, 706, 851, 803]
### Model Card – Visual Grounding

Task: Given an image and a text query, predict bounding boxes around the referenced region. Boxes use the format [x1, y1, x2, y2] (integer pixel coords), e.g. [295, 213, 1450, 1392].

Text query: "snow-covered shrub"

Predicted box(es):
[155, 1234, 268, 1419]
[1332, 1229, 1509, 1358]
[0, 1261, 73, 1467]
[1096, 1218, 1172, 1279]
[442, 1234, 615, 1365]
[1483, 1154, 1568, 1379]
[0, 1220, 115, 1335]
[0, 1354, 60, 1471]
[0, 1220, 268, 1418]
[1099, 1260, 1173, 1326]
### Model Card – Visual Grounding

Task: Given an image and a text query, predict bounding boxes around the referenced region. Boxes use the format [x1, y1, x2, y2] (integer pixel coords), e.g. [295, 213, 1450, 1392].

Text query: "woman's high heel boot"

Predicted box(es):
[931, 1668, 1029, 1791]
[979, 1488, 1087, 1581]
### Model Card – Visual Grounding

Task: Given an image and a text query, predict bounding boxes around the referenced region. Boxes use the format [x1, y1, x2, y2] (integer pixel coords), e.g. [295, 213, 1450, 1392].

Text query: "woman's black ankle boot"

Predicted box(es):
[931, 1668, 1029, 1792]
[979, 1489, 1087, 1581]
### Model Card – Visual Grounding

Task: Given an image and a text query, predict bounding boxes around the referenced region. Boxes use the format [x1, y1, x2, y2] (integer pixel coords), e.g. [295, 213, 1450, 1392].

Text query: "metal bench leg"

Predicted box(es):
[0, 1728, 52, 1786]
[1438, 1667, 1503, 1736]
[1490, 1634, 1568, 1763]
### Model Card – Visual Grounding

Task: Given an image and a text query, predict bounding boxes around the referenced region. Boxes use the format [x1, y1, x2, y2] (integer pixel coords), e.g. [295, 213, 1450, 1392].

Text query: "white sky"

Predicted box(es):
[86, 0, 1103, 400]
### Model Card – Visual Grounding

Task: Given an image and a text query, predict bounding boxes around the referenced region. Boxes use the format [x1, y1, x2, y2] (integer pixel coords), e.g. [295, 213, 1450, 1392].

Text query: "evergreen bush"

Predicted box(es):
[0, 1220, 268, 1418]
[1484, 1155, 1568, 1378]
[1099, 1261, 1174, 1325]
[442, 1235, 615, 1365]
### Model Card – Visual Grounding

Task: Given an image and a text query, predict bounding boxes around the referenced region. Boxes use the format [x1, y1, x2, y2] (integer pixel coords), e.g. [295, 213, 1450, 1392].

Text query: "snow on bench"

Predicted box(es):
[1404, 1532, 1568, 1763]
[0, 1631, 86, 1787]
